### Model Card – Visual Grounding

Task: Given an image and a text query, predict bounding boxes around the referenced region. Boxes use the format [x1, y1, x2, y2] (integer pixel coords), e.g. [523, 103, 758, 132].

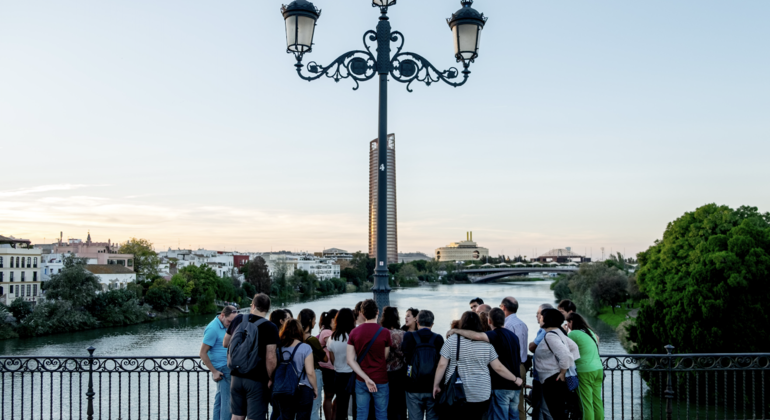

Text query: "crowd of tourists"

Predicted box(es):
[199, 293, 604, 420]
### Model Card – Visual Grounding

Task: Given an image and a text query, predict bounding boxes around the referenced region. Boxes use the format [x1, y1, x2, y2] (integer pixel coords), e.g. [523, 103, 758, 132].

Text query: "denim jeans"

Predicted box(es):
[355, 380, 389, 420]
[405, 392, 438, 420]
[488, 389, 521, 420]
[212, 365, 232, 420]
[311, 369, 323, 420]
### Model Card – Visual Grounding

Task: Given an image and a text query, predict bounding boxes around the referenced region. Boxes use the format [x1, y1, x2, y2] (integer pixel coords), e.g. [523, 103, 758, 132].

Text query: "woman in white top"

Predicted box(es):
[327, 308, 356, 420]
[535, 309, 580, 420]
[432, 311, 523, 420]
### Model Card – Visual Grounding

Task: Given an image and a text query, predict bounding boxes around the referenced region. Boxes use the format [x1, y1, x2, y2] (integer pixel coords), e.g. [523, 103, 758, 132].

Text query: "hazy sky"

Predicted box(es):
[1, 0, 768, 259]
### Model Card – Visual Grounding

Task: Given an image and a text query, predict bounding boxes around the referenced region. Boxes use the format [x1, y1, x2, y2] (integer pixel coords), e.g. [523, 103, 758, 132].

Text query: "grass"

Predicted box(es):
[597, 306, 632, 329]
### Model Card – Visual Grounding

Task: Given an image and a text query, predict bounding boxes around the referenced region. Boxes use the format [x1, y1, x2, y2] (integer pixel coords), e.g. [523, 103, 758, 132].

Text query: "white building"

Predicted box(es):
[0, 235, 44, 306]
[85, 265, 137, 291]
[265, 254, 341, 281]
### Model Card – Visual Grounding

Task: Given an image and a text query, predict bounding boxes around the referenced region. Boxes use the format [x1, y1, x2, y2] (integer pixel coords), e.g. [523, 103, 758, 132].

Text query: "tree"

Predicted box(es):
[9, 299, 33, 322]
[629, 204, 770, 355]
[145, 279, 186, 312]
[590, 275, 628, 313]
[562, 263, 629, 316]
[44, 255, 102, 308]
[626, 273, 646, 302]
[118, 238, 161, 281]
[245, 257, 272, 294]
[87, 289, 147, 326]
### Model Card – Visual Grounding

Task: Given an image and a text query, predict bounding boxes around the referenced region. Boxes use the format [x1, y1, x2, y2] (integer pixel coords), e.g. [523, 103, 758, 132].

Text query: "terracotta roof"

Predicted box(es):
[85, 265, 135, 275]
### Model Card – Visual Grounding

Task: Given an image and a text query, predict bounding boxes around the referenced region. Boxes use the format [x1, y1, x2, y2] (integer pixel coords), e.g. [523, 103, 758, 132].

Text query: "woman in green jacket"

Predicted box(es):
[566, 313, 604, 420]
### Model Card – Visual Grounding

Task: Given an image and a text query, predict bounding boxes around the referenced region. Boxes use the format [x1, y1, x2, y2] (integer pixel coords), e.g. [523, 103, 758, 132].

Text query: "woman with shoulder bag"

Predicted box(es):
[432, 311, 523, 420]
[535, 309, 580, 420]
[274, 319, 317, 420]
[567, 313, 604, 420]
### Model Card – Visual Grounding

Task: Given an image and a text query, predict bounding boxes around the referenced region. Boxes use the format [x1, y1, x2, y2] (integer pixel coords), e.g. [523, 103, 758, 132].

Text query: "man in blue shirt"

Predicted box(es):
[501, 297, 529, 420]
[200, 306, 238, 420]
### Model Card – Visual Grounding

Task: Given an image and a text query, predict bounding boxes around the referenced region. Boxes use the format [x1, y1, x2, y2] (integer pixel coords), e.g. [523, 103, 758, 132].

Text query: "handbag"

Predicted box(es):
[438, 336, 467, 410]
[345, 327, 384, 393]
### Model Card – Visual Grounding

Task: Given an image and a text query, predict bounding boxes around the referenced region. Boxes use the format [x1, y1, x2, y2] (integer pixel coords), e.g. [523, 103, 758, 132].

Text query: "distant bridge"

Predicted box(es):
[463, 267, 578, 283]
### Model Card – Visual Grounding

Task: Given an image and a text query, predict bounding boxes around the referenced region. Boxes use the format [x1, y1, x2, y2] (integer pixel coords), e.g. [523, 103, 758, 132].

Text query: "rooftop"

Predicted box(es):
[538, 248, 583, 257]
[85, 265, 135, 275]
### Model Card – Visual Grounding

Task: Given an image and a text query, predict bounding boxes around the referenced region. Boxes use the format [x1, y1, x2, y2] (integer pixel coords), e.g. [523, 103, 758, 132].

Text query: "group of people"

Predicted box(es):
[199, 293, 604, 420]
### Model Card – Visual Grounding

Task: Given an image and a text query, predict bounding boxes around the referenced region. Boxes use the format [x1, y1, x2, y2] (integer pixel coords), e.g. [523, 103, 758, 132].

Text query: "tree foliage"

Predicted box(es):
[245, 257, 272, 294]
[9, 299, 33, 322]
[553, 263, 629, 316]
[118, 238, 161, 281]
[591, 275, 628, 313]
[629, 204, 770, 354]
[44, 255, 102, 308]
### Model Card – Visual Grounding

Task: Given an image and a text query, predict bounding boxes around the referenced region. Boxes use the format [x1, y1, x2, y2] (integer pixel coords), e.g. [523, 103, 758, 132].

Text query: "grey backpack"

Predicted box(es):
[227, 317, 268, 376]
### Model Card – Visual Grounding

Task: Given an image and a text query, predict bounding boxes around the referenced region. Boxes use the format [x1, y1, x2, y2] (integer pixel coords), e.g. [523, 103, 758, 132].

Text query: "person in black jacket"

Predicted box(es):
[401, 310, 444, 420]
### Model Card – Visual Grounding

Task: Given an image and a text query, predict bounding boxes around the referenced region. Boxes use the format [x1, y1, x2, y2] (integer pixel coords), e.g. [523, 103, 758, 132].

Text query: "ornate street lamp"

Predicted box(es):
[281, 0, 488, 310]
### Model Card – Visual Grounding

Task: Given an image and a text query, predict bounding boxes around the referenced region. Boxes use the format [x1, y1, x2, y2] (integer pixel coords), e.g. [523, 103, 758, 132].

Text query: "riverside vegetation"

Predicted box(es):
[0, 240, 468, 340]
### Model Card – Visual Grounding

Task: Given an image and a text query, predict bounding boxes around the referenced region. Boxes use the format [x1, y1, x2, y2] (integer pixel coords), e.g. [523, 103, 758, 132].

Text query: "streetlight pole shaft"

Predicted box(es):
[372, 14, 392, 312]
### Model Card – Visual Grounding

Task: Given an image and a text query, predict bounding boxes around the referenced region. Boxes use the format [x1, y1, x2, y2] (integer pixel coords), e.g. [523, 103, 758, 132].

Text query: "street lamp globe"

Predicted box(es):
[447, 0, 487, 66]
[281, 0, 321, 56]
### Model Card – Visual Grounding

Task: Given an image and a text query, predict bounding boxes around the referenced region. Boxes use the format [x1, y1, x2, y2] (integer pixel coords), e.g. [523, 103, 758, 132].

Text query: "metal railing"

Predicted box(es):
[2, 346, 769, 420]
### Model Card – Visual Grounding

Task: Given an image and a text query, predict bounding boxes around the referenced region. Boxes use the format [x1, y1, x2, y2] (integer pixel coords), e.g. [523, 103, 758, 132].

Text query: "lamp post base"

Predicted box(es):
[372, 272, 391, 315]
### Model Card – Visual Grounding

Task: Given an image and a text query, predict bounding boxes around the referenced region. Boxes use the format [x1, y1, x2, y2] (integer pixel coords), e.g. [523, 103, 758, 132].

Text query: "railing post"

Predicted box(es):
[664, 344, 675, 420]
[86, 346, 96, 420]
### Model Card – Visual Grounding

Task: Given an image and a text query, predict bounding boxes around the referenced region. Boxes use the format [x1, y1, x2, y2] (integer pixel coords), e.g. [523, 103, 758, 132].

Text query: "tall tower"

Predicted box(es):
[369, 133, 398, 264]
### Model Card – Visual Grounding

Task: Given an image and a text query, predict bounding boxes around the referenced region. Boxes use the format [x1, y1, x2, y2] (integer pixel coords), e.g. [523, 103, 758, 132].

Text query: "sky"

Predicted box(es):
[1, 0, 769, 259]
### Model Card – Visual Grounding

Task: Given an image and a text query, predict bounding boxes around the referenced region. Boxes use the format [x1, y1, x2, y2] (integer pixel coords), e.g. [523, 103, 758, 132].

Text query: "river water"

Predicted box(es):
[3, 281, 647, 420]
[1, 281, 626, 357]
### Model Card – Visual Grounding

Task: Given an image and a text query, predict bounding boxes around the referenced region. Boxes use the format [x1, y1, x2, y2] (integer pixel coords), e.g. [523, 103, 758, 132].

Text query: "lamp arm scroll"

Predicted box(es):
[389, 51, 470, 93]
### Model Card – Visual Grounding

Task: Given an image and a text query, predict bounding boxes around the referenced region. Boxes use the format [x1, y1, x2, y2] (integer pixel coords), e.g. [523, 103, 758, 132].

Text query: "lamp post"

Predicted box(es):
[281, 0, 488, 310]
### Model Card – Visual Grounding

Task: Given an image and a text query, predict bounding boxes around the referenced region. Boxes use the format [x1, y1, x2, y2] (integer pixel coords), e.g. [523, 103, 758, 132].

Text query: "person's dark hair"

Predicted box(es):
[332, 308, 356, 341]
[380, 306, 401, 330]
[416, 310, 435, 328]
[222, 306, 237, 317]
[284, 308, 293, 318]
[459, 311, 484, 333]
[279, 319, 305, 348]
[269, 309, 288, 326]
[541, 308, 565, 329]
[558, 299, 577, 314]
[354, 301, 364, 319]
[539, 303, 554, 311]
[320, 309, 338, 331]
[488, 307, 506, 328]
[298, 309, 316, 333]
[361, 299, 378, 321]
[252, 293, 271, 313]
[469, 297, 484, 305]
[478, 312, 492, 332]
[501, 297, 519, 314]
[566, 312, 595, 336]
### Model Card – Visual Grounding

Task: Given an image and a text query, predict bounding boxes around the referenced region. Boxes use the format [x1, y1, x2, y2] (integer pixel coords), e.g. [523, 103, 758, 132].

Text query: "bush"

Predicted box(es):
[18, 300, 98, 337]
[87, 289, 147, 327]
[10, 299, 33, 322]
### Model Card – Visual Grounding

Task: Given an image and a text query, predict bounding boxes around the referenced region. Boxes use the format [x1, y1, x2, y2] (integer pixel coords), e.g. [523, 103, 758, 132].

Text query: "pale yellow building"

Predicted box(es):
[435, 232, 489, 262]
[0, 235, 43, 306]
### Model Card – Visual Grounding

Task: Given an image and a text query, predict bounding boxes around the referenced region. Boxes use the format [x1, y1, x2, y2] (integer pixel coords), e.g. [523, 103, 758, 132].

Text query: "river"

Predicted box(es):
[1, 281, 626, 357]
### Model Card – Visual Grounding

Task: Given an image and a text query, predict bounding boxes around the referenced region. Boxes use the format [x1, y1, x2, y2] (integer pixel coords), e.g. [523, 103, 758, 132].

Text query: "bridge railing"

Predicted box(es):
[2, 347, 769, 420]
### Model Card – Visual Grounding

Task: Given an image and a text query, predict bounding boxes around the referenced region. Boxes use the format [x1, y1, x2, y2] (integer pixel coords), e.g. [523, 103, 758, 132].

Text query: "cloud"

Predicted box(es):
[0, 184, 106, 198]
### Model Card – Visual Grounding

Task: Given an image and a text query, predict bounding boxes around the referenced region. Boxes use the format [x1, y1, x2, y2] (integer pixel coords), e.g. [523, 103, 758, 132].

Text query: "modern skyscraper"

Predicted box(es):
[369, 133, 398, 264]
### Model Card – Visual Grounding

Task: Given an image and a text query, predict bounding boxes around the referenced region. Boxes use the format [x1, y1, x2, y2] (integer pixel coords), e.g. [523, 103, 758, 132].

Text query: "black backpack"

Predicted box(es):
[407, 332, 440, 383]
[227, 317, 267, 376]
[272, 345, 306, 398]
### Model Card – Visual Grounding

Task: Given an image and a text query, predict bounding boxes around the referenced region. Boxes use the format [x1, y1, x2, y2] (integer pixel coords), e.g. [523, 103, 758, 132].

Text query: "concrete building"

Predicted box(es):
[265, 254, 341, 281]
[85, 265, 137, 291]
[435, 232, 490, 262]
[533, 248, 590, 263]
[369, 133, 398, 264]
[315, 248, 354, 262]
[0, 235, 43, 306]
[51, 232, 135, 270]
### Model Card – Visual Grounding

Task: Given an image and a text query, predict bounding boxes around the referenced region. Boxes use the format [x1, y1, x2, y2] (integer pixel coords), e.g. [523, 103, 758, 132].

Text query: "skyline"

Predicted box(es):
[1, 1, 768, 258]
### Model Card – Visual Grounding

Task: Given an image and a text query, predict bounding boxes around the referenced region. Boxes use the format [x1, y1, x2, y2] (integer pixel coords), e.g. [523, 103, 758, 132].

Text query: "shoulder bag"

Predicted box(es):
[438, 336, 466, 410]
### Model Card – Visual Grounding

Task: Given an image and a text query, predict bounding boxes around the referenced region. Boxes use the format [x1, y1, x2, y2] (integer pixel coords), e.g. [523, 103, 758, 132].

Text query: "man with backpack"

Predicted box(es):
[347, 299, 392, 420]
[401, 310, 444, 420]
[447, 307, 523, 420]
[228, 293, 280, 420]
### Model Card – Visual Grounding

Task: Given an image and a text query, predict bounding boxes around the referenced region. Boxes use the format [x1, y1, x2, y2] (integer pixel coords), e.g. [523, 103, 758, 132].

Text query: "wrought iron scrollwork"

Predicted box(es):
[295, 30, 377, 90]
[390, 51, 468, 92]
